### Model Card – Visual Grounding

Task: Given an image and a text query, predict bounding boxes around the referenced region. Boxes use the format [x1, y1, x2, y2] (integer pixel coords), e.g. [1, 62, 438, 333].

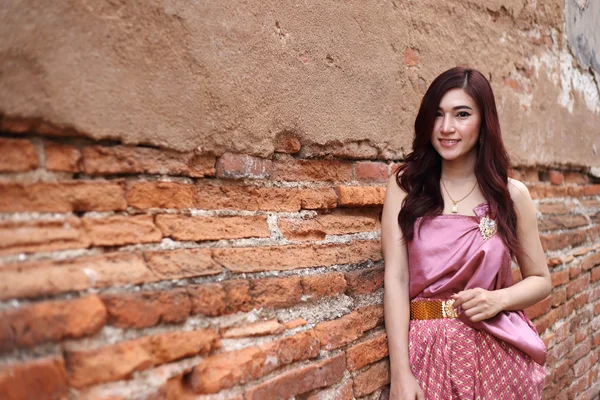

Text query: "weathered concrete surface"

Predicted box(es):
[566, 0, 600, 73]
[0, 0, 599, 165]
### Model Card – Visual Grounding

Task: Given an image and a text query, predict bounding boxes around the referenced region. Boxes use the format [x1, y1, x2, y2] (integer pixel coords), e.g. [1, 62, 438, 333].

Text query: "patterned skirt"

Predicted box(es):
[408, 309, 545, 399]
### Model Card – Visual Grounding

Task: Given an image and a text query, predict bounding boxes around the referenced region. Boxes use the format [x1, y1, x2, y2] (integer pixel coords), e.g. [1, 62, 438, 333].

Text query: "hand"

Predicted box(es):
[451, 288, 505, 322]
[389, 373, 425, 400]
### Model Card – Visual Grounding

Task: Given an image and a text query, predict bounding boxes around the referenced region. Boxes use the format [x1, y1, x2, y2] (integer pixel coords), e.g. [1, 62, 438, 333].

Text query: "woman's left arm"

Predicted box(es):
[452, 178, 551, 322]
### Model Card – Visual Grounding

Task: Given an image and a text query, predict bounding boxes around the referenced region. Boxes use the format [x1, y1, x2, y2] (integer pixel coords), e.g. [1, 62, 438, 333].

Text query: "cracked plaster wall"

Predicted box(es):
[0, 0, 599, 166]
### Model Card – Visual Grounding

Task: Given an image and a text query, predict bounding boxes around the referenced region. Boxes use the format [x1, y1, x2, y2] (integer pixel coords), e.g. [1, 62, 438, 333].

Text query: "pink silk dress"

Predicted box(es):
[407, 203, 546, 399]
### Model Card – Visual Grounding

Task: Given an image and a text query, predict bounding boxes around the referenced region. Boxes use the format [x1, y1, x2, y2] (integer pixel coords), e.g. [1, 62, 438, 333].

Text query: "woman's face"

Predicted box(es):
[431, 88, 482, 162]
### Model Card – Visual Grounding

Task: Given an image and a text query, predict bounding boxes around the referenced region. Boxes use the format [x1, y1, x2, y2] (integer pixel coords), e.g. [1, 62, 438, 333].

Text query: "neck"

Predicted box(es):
[440, 151, 477, 181]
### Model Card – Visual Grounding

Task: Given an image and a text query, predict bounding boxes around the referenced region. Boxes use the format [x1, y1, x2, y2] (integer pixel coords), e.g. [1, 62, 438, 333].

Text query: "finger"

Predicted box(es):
[452, 290, 476, 308]
[416, 390, 425, 400]
[469, 311, 487, 322]
[463, 305, 484, 318]
[460, 297, 481, 311]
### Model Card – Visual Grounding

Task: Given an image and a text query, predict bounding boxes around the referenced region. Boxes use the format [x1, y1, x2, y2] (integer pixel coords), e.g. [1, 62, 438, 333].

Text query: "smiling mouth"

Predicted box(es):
[439, 139, 461, 145]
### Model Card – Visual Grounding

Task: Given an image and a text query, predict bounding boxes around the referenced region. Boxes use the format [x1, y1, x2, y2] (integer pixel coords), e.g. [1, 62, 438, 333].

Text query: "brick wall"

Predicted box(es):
[0, 124, 598, 399]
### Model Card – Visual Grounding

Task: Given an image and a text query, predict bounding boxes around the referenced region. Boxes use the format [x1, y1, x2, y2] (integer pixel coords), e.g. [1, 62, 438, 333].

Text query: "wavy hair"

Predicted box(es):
[396, 67, 521, 258]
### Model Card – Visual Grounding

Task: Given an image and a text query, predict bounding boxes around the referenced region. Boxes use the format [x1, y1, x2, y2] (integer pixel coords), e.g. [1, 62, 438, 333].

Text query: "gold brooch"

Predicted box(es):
[479, 216, 497, 241]
[442, 299, 459, 318]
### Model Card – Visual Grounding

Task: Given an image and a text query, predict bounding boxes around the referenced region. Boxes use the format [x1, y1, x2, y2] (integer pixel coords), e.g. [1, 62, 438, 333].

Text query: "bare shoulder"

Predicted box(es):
[385, 171, 407, 202]
[507, 177, 534, 212]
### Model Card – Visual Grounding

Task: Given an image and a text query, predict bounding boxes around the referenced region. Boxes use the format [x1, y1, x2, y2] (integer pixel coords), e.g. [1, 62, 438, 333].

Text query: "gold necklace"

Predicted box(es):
[441, 178, 478, 213]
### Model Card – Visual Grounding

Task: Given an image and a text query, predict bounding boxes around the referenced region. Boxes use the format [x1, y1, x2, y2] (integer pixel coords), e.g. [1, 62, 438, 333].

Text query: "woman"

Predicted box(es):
[381, 67, 550, 399]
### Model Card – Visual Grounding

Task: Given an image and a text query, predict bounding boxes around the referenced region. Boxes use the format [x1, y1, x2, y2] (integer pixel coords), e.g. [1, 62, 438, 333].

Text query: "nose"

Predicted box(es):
[440, 116, 455, 135]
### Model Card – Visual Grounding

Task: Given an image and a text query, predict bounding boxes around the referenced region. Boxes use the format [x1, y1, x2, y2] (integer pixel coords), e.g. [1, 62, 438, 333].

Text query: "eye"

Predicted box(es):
[457, 111, 471, 118]
[435, 111, 443, 118]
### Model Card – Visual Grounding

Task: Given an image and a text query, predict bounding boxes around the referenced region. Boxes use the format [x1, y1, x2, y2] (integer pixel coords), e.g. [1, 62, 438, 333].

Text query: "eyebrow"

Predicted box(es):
[437, 105, 473, 111]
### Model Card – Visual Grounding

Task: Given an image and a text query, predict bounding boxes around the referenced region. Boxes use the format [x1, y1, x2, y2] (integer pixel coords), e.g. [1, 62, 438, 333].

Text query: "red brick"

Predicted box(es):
[355, 162, 389, 182]
[547, 336, 575, 365]
[250, 276, 303, 308]
[570, 262, 582, 279]
[593, 331, 600, 348]
[582, 252, 600, 271]
[551, 287, 567, 307]
[278, 212, 379, 241]
[155, 214, 269, 241]
[272, 159, 354, 182]
[222, 319, 283, 338]
[0, 181, 126, 212]
[553, 359, 571, 381]
[567, 273, 591, 298]
[572, 351, 598, 378]
[211, 240, 382, 273]
[588, 225, 600, 243]
[215, 153, 273, 179]
[66, 329, 219, 388]
[352, 358, 391, 398]
[345, 266, 385, 295]
[572, 246, 592, 257]
[301, 272, 347, 299]
[196, 182, 337, 211]
[525, 296, 552, 320]
[1, 296, 106, 351]
[0, 117, 35, 133]
[144, 248, 223, 280]
[346, 331, 388, 371]
[315, 312, 364, 350]
[283, 318, 308, 330]
[516, 167, 539, 183]
[570, 337, 592, 364]
[511, 266, 522, 283]
[0, 356, 68, 400]
[551, 269, 570, 287]
[0, 252, 155, 300]
[572, 292, 589, 310]
[528, 185, 585, 199]
[538, 202, 572, 215]
[548, 170, 564, 185]
[44, 142, 81, 172]
[564, 172, 589, 184]
[187, 280, 253, 317]
[189, 330, 320, 394]
[126, 181, 195, 209]
[83, 145, 215, 177]
[274, 136, 301, 154]
[82, 215, 162, 246]
[592, 266, 600, 282]
[538, 215, 589, 231]
[101, 289, 191, 329]
[0, 217, 90, 255]
[0, 138, 39, 172]
[540, 230, 587, 251]
[306, 380, 354, 400]
[583, 184, 600, 196]
[403, 48, 419, 66]
[581, 198, 600, 208]
[357, 304, 385, 331]
[337, 186, 386, 206]
[547, 257, 563, 267]
[245, 353, 346, 400]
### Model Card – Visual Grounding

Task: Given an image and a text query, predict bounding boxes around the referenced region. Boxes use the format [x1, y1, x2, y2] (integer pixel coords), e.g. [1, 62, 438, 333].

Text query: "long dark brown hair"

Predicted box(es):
[396, 67, 521, 258]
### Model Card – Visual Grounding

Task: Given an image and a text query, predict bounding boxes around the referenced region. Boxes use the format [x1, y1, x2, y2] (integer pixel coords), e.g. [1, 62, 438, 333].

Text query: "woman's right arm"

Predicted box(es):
[381, 174, 424, 400]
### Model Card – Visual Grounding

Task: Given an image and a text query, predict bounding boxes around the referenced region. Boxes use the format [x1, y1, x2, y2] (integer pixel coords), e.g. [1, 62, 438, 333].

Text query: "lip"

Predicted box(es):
[438, 139, 461, 148]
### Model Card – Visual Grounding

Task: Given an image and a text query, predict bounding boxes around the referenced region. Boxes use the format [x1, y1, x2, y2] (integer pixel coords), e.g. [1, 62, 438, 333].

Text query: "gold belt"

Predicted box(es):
[410, 299, 459, 320]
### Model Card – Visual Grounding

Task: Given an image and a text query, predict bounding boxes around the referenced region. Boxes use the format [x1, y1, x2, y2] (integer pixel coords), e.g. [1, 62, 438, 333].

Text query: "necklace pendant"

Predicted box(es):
[451, 204, 458, 213]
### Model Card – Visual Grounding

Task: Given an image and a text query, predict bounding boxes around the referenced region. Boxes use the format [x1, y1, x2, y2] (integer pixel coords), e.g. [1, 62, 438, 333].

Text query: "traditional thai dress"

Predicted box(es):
[407, 203, 546, 399]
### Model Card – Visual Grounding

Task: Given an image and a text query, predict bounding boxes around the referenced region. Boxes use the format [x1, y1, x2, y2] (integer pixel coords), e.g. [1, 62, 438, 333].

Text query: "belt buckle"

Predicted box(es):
[442, 299, 458, 318]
